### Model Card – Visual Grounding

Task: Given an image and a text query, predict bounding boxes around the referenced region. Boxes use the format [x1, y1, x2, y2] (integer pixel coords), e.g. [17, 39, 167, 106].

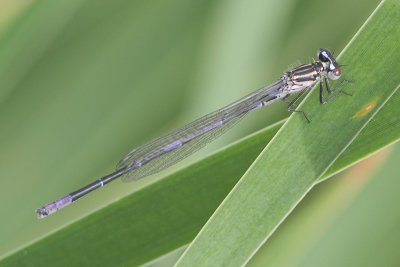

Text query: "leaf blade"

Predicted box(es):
[175, 1, 400, 265]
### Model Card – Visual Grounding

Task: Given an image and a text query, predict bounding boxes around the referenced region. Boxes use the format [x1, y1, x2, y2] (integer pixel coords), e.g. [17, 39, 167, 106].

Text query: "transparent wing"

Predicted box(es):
[118, 79, 283, 182]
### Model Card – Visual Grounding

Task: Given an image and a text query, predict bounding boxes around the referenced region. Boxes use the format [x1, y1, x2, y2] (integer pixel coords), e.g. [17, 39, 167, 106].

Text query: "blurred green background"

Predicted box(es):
[2, 0, 396, 265]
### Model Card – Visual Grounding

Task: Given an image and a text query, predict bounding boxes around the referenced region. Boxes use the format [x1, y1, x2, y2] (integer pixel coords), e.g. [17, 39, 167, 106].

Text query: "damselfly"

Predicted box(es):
[36, 48, 351, 218]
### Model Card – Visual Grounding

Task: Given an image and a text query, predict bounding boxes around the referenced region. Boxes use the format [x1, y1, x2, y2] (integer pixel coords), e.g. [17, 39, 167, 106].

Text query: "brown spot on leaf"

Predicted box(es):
[356, 101, 376, 117]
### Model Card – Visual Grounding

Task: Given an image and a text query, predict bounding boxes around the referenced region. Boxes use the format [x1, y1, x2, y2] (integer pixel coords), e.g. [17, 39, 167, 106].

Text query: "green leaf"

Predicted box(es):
[248, 142, 400, 267]
[296, 144, 400, 267]
[3, 81, 399, 266]
[175, 1, 400, 265]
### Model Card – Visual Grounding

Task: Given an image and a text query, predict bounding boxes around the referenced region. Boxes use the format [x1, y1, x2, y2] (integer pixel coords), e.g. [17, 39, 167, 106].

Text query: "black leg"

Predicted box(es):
[325, 77, 354, 94]
[285, 88, 311, 123]
[320, 78, 353, 104]
[319, 80, 325, 104]
[282, 95, 297, 108]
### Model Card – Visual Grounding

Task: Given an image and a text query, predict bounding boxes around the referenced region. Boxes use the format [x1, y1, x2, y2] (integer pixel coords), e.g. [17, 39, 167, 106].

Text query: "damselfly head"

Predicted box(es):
[317, 48, 342, 80]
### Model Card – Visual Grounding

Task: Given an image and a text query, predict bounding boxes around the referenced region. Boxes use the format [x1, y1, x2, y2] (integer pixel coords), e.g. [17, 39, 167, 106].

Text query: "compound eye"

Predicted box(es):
[317, 49, 330, 62]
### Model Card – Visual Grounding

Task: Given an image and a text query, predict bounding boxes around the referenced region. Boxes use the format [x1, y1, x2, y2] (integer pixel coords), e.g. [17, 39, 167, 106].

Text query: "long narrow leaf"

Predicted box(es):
[175, 1, 400, 265]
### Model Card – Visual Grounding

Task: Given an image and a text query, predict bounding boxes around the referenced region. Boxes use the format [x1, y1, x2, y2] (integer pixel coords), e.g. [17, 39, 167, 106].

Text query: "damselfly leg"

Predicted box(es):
[320, 78, 353, 104]
[284, 88, 311, 123]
